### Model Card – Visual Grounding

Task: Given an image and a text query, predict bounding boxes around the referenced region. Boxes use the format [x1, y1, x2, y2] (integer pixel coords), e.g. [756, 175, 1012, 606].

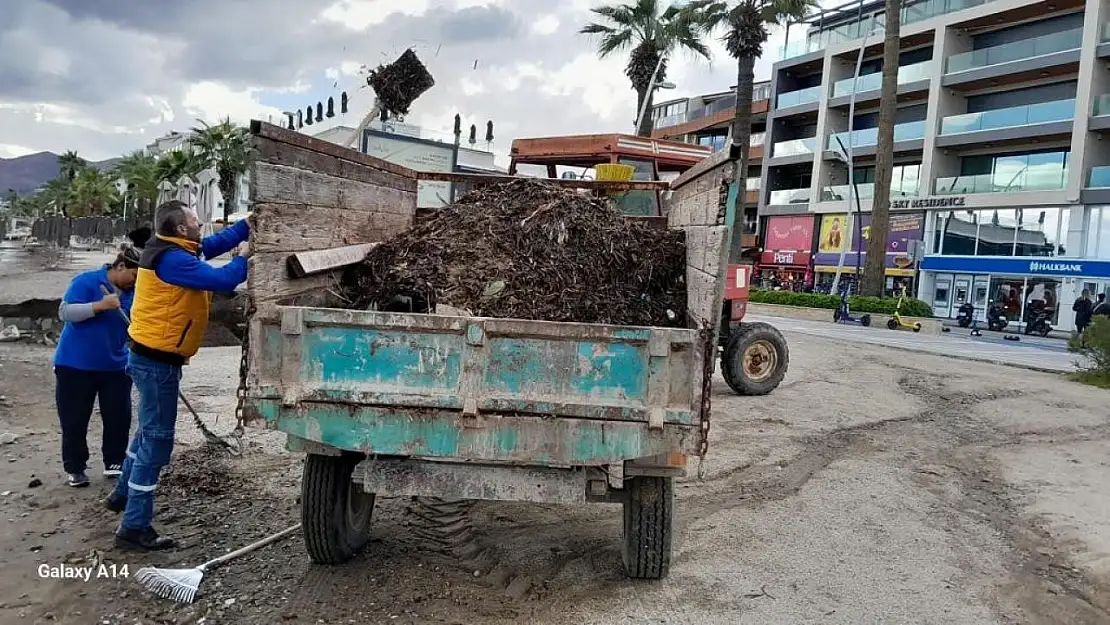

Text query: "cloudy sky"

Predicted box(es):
[0, 0, 794, 165]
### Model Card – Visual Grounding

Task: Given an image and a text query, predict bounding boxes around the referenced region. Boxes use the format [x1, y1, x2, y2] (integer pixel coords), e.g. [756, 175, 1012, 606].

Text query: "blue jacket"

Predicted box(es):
[53, 267, 135, 371]
[153, 219, 250, 293]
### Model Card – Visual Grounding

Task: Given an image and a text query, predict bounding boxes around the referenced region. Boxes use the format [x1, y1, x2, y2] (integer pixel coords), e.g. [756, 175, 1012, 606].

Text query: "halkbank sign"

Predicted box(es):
[920, 255, 1110, 279]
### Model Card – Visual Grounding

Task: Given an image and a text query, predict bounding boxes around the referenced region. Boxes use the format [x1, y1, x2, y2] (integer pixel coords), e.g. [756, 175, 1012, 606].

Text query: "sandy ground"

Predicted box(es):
[0, 328, 1108, 625]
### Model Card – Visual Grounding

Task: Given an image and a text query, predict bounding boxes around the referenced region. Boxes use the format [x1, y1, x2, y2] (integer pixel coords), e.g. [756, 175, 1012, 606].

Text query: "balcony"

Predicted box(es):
[776, 85, 822, 109]
[935, 170, 1068, 195]
[1089, 166, 1110, 188]
[821, 180, 920, 201]
[827, 121, 927, 151]
[945, 28, 1082, 74]
[832, 61, 932, 98]
[937, 99, 1074, 146]
[652, 85, 772, 130]
[746, 176, 762, 190]
[778, 0, 993, 61]
[771, 137, 818, 159]
[768, 188, 811, 205]
[1096, 95, 1110, 116]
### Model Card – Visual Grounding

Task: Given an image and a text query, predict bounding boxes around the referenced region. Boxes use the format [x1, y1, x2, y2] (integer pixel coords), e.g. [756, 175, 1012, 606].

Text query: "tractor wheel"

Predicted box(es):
[721, 322, 789, 396]
[302, 453, 375, 565]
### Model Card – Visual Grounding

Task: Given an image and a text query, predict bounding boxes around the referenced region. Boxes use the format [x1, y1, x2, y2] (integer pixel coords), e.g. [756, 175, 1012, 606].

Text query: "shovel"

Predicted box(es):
[134, 523, 301, 603]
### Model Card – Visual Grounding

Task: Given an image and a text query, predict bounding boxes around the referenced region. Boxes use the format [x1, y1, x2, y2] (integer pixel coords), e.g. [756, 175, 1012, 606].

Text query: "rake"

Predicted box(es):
[134, 523, 301, 604]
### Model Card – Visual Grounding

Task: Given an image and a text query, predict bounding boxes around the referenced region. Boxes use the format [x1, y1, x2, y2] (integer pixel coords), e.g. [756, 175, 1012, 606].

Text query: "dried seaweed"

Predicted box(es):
[340, 179, 687, 328]
[366, 49, 435, 118]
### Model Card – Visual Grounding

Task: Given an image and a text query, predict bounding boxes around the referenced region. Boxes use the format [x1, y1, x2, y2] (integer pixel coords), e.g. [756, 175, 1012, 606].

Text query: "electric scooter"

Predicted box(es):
[833, 287, 871, 326]
[886, 285, 922, 332]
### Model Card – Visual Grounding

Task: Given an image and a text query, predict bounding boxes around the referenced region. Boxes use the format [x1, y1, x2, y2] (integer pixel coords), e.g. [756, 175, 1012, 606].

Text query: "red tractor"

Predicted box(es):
[719, 263, 789, 396]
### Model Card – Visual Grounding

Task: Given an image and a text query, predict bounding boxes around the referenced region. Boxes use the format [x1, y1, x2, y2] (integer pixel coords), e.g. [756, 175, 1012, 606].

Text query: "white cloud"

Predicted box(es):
[531, 14, 560, 36]
[0, 144, 36, 159]
[319, 0, 430, 29]
[181, 82, 284, 126]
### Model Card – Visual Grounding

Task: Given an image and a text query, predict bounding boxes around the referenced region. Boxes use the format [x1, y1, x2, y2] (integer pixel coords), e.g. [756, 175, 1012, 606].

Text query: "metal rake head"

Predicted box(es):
[134, 566, 204, 604]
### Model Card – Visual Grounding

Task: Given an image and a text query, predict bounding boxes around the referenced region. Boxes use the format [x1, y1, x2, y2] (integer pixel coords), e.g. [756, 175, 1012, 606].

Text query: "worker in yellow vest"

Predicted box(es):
[105, 200, 250, 551]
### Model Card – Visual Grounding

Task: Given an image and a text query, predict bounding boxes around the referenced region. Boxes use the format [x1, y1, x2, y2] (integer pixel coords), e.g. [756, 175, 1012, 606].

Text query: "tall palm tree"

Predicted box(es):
[57, 150, 87, 182]
[68, 169, 119, 217]
[188, 118, 253, 221]
[697, 0, 817, 261]
[114, 151, 161, 215]
[581, 0, 713, 137]
[154, 148, 205, 188]
[860, 0, 901, 297]
[40, 178, 72, 217]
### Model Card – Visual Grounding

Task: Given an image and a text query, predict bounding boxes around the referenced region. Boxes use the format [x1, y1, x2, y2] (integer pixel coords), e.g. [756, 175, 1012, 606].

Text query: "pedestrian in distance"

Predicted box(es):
[104, 200, 251, 551]
[53, 228, 150, 488]
[1073, 289, 1094, 335]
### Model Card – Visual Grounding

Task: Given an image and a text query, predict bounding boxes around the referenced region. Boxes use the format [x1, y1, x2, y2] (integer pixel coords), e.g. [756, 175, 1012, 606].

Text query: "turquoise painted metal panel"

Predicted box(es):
[484, 338, 647, 400]
[256, 399, 697, 464]
[303, 325, 463, 392]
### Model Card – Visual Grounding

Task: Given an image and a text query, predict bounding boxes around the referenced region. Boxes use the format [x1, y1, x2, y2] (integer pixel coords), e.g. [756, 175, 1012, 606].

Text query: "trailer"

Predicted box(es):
[238, 122, 735, 579]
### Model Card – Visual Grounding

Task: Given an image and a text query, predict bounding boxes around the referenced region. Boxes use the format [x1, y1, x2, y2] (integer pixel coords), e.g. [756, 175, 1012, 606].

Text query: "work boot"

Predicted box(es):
[114, 526, 176, 551]
[104, 492, 127, 513]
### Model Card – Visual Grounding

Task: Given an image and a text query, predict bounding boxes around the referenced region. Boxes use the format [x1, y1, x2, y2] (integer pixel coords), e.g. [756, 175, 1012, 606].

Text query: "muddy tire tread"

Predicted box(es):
[622, 476, 673, 580]
[302, 453, 371, 565]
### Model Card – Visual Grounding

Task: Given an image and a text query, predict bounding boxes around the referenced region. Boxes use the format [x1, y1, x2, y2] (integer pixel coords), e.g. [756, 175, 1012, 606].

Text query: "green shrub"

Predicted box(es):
[749, 288, 934, 318]
[1071, 316, 1110, 387]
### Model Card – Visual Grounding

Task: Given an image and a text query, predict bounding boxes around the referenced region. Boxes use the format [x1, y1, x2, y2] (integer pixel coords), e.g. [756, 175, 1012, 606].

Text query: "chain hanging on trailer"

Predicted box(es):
[696, 327, 714, 480]
[230, 293, 255, 456]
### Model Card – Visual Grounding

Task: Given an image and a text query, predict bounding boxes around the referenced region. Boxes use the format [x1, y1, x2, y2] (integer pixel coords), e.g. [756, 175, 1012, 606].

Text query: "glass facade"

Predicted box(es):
[934, 208, 1070, 257]
[1087, 207, 1110, 260]
[935, 150, 1070, 195]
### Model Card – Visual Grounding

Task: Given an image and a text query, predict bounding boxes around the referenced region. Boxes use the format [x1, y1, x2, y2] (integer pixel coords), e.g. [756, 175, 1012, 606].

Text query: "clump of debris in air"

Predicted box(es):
[366, 49, 436, 117]
[340, 179, 687, 328]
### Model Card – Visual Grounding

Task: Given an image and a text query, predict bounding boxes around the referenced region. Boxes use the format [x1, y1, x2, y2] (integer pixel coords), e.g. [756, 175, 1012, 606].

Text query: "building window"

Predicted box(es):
[697, 134, 728, 152]
[1087, 206, 1110, 260]
[936, 208, 1070, 257]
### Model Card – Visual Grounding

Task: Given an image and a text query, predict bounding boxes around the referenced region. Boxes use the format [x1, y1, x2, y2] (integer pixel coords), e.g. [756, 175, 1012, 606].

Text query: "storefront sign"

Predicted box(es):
[760, 251, 812, 266]
[813, 212, 925, 270]
[920, 255, 1110, 279]
[764, 215, 814, 252]
[891, 196, 966, 209]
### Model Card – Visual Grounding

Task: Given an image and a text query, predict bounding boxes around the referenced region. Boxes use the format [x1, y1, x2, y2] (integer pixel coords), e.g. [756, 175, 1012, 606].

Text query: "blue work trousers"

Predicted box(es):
[112, 351, 181, 531]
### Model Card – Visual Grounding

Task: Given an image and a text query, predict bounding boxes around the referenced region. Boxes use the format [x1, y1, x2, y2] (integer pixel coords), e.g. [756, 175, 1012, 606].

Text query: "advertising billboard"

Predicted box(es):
[813, 212, 925, 271]
[362, 129, 458, 209]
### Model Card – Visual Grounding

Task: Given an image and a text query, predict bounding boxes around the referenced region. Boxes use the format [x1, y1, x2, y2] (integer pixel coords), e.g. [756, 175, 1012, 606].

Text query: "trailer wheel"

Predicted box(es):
[302, 453, 375, 565]
[721, 322, 789, 396]
[621, 476, 673, 580]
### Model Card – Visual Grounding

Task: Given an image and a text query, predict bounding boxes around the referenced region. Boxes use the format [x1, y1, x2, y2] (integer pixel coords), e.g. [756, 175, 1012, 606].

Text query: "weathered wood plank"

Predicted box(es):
[254, 139, 416, 194]
[415, 170, 671, 191]
[251, 162, 417, 213]
[288, 243, 379, 278]
[249, 120, 418, 180]
[250, 202, 411, 254]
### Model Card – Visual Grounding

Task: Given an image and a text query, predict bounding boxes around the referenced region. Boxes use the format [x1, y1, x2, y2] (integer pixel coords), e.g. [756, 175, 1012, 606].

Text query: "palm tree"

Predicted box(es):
[860, 0, 901, 297]
[40, 178, 72, 217]
[68, 169, 119, 217]
[154, 148, 205, 188]
[57, 151, 87, 182]
[114, 151, 161, 216]
[188, 118, 253, 221]
[581, 0, 712, 137]
[697, 0, 817, 261]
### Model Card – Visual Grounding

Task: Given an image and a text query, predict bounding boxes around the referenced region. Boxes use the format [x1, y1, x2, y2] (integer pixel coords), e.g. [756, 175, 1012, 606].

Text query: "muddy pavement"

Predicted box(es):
[0, 333, 1108, 624]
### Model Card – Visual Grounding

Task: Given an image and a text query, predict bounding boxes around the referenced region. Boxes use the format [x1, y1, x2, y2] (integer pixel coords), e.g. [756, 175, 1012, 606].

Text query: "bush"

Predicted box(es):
[749, 288, 934, 318]
[1071, 316, 1110, 388]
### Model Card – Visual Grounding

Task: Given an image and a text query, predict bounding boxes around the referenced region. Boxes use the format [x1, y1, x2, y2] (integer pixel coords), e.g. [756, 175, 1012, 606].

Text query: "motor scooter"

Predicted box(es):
[886, 285, 922, 332]
[1024, 307, 1052, 337]
[833, 287, 871, 326]
[987, 304, 1009, 332]
[956, 302, 975, 328]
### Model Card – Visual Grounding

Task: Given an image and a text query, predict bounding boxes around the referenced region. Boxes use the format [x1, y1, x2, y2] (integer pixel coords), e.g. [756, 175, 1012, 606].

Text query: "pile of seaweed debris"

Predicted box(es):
[340, 179, 687, 328]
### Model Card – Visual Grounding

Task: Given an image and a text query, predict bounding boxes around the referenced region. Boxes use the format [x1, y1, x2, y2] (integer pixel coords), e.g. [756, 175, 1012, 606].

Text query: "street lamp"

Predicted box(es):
[633, 55, 677, 134]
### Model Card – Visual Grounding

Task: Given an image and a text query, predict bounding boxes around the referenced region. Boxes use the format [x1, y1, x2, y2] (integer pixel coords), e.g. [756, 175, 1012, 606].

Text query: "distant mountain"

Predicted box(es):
[0, 152, 120, 196]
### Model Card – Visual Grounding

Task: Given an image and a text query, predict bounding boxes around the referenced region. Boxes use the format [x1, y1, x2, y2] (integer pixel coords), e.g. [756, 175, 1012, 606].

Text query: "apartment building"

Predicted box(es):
[759, 0, 1110, 331]
[650, 82, 772, 253]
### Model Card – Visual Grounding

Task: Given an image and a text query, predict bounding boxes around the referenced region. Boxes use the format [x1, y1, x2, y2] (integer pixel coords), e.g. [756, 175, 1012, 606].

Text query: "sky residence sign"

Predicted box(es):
[891, 196, 966, 210]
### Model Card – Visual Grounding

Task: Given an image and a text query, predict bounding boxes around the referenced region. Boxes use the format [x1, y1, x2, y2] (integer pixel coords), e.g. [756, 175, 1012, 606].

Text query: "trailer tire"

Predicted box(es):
[621, 476, 673, 580]
[721, 322, 789, 396]
[302, 453, 375, 565]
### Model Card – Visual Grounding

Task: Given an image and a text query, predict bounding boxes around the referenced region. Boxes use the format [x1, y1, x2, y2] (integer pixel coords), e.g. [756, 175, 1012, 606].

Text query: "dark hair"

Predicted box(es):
[156, 200, 190, 236]
[113, 245, 141, 269]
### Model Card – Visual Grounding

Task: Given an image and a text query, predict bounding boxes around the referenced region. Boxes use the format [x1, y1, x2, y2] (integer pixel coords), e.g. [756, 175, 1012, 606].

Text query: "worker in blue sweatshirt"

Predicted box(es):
[53, 228, 149, 488]
[104, 200, 251, 551]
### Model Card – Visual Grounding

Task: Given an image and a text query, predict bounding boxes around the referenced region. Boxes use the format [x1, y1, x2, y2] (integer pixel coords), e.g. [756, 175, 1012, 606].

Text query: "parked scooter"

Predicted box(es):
[1024, 307, 1053, 337]
[956, 302, 975, 328]
[986, 304, 1009, 332]
[833, 287, 871, 327]
[886, 285, 922, 332]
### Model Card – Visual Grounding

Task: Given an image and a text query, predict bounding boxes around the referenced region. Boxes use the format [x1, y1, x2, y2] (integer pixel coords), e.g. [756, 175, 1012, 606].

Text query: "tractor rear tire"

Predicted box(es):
[302, 453, 375, 565]
[621, 476, 673, 580]
[721, 322, 789, 396]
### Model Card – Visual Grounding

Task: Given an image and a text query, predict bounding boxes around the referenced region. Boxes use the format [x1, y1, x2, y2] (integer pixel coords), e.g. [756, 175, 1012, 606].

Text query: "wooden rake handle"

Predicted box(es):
[200, 523, 302, 571]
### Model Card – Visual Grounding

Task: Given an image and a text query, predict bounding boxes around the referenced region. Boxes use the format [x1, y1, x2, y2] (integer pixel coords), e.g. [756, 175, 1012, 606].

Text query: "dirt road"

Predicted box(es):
[0, 332, 1108, 625]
